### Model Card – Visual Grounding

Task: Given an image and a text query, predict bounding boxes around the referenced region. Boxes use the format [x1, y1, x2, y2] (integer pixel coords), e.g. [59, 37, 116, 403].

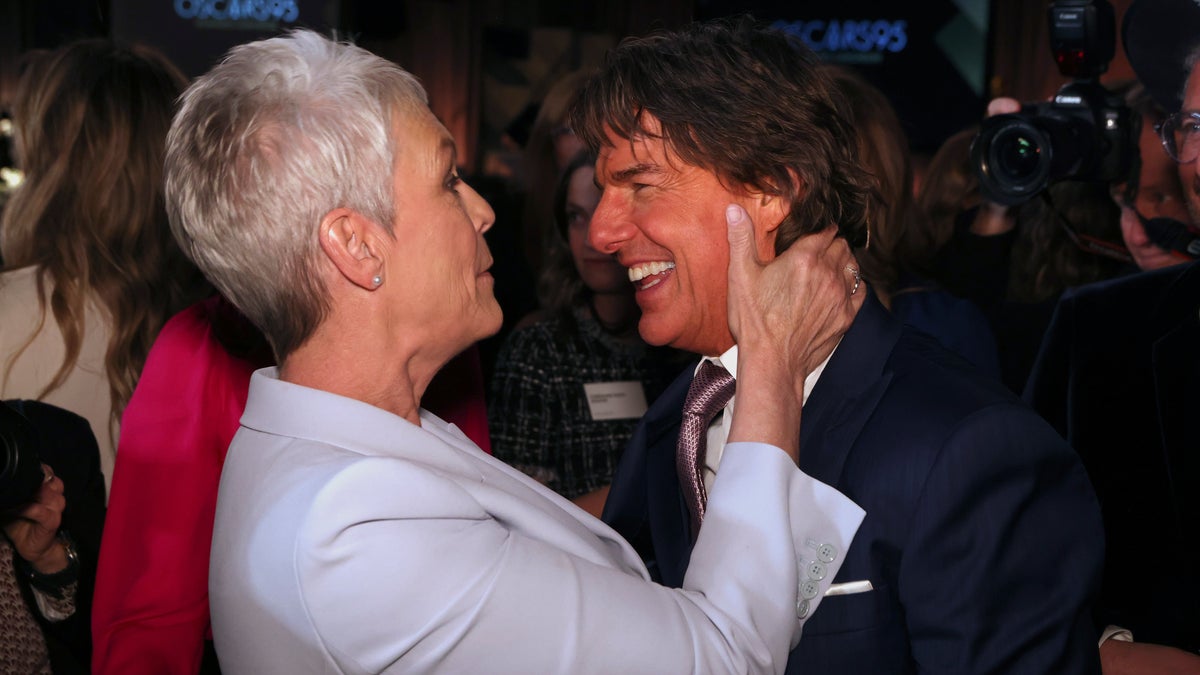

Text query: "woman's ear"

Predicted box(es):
[318, 208, 386, 290]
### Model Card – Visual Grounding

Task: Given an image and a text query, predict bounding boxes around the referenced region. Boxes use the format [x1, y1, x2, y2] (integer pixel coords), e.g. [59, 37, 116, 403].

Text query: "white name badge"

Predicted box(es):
[583, 381, 648, 420]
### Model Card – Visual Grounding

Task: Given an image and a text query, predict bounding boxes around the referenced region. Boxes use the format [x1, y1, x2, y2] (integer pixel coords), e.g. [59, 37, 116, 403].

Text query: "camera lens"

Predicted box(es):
[993, 129, 1044, 183]
[0, 401, 44, 512]
[972, 116, 1053, 206]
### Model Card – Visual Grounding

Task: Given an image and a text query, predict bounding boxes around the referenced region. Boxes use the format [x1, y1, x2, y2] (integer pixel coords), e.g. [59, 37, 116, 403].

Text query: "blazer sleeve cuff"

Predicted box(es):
[695, 441, 865, 655]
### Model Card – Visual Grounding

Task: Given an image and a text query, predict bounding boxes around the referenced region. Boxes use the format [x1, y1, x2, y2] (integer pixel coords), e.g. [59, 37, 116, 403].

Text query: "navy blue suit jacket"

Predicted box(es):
[604, 294, 1105, 674]
[1024, 260, 1200, 653]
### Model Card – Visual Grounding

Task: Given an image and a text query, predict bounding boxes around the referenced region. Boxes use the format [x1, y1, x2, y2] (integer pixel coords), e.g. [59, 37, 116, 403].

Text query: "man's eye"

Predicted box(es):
[445, 173, 462, 191]
[1150, 190, 1179, 205]
[1182, 119, 1200, 135]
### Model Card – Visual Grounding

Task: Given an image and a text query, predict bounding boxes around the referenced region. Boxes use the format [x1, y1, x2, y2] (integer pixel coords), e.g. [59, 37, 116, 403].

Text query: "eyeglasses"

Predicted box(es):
[1157, 111, 1200, 164]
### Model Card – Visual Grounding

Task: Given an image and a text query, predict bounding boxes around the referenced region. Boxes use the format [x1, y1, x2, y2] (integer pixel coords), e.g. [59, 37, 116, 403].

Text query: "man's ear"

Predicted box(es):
[745, 169, 803, 259]
[318, 208, 386, 290]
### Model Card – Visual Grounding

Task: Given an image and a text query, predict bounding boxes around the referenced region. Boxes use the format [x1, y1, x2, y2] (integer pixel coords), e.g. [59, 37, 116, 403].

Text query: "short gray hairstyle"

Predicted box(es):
[165, 29, 427, 361]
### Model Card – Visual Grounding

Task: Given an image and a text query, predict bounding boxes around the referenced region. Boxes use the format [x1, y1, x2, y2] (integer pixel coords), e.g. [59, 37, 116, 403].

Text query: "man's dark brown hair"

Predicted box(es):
[570, 15, 874, 253]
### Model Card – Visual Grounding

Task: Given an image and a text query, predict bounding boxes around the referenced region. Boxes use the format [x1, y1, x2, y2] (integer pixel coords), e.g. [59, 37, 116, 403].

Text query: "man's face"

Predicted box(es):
[1177, 67, 1200, 228]
[589, 115, 778, 356]
[1120, 117, 1191, 271]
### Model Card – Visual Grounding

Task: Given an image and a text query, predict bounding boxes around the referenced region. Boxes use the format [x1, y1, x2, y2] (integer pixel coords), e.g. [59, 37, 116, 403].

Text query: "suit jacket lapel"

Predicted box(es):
[799, 293, 900, 487]
[642, 370, 694, 587]
[603, 367, 695, 587]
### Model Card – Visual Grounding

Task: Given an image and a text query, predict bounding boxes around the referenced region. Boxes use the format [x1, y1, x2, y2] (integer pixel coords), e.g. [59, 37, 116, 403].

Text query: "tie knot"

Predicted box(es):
[683, 361, 736, 420]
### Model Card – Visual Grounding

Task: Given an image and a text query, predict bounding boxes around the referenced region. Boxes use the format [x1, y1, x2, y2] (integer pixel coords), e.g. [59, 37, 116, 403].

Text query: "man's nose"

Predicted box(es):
[589, 191, 632, 254]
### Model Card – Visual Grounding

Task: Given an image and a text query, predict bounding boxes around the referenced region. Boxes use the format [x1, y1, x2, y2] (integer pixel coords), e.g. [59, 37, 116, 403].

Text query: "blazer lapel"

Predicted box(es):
[425, 409, 651, 576]
[642, 369, 694, 587]
[603, 366, 695, 586]
[799, 293, 900, 487]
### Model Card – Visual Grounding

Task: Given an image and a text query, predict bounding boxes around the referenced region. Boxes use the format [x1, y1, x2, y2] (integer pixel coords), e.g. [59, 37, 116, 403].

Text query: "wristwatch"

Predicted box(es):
[19, 530, 80, 598]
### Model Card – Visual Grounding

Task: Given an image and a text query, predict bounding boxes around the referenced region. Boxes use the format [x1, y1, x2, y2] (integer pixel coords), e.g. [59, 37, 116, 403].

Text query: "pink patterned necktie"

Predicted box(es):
[677, 360, 736, 541]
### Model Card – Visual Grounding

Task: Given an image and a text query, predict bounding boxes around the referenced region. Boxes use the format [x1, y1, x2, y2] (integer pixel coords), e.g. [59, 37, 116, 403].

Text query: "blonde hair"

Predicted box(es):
[1, 39, 210, 421]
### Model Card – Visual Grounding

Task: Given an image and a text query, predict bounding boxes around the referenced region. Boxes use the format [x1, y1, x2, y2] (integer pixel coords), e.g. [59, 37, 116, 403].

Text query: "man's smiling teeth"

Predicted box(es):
[627, 261, 676, 282]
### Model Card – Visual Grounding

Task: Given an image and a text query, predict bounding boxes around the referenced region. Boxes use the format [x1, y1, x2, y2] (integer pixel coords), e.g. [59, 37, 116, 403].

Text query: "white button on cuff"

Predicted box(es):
[817, 543, 837, 563]
[800, 579, 819, 599]
[796, 597, 810, 619]
[807, 561, 827, 581]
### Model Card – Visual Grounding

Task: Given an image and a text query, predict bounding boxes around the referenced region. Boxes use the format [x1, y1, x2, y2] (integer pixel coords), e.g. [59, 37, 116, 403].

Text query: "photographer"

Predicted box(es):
[1, 400, 104, 674]
[925, 0, 1145, 395]
[1023, 0, 1200, 672]
[923, 135, 1132, 394]
[983, 82, 1194, 275]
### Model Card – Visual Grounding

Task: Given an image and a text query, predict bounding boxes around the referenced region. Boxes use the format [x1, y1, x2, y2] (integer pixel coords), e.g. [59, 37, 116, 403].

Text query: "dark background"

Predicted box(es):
[0, 0, 1139, 173]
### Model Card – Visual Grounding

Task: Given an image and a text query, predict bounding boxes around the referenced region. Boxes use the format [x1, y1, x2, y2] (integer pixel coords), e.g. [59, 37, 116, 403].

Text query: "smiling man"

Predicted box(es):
[573, 17, 1108, 674]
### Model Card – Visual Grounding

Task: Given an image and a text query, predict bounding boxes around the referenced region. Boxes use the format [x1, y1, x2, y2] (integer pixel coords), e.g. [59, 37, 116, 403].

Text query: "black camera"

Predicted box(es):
[0, 400, 45, 512]
[972, 0, 1134, 206]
